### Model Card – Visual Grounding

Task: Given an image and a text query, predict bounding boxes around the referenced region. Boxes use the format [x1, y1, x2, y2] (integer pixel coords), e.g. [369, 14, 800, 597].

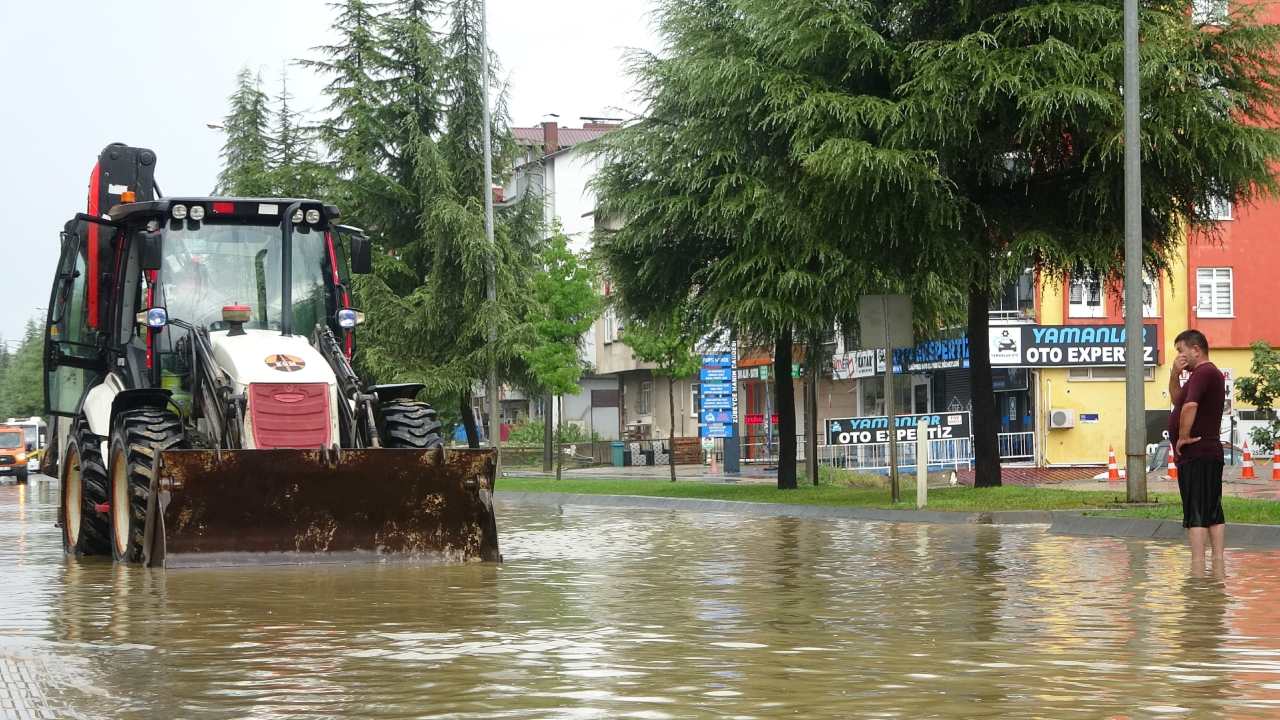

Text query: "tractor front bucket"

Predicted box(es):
[143, 447, 499, 568]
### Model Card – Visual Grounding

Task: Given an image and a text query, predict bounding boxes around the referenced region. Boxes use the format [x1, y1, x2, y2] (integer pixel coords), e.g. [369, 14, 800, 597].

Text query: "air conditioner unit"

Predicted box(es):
[1049, 409, 1075, 429]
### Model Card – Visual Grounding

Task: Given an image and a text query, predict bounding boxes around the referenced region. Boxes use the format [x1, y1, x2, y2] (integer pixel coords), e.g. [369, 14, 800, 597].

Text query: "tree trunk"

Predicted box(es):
[805, 337, 819, 486]
[775, 328, 797, 489]
[555, 395, 564, 482]
[668, 375, 678, 482]
[543, 392, 553, 472]
[968, 268, 1002, 488]
[461, 391, 480, 449]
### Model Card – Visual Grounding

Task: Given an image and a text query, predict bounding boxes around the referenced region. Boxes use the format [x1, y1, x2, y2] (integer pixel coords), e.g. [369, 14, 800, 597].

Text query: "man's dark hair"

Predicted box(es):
[1175, 329, 1210, 353]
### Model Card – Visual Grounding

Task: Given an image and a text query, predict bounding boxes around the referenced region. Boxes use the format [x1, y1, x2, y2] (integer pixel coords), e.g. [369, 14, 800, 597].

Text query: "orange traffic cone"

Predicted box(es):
[1107, 446, 1121, 482]
[1242, 441, 1255, 480]
[1272, 442, 1279, 482]
[1167, 452, 1178, 482]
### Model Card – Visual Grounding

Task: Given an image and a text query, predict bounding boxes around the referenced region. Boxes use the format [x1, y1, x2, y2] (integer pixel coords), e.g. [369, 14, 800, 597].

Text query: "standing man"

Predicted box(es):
[1168, 329, 1227, 575]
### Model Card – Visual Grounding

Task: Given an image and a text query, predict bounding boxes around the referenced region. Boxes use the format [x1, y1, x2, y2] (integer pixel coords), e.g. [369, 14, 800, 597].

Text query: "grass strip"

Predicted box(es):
[499, 476, 1280, 524]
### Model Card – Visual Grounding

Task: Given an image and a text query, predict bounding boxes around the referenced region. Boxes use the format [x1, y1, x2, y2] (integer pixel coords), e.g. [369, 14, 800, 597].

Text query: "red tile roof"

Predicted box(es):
[512, 125, 617, 149]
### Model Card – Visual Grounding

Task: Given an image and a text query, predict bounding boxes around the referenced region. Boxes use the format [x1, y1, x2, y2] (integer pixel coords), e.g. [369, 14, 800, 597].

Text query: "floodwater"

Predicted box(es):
[3, 478, 1280, 719]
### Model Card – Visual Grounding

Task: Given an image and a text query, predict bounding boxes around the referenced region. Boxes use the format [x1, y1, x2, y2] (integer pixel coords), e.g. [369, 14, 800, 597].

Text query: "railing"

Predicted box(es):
[997, 431, 1036, 463]
[818, 438, 973, 473]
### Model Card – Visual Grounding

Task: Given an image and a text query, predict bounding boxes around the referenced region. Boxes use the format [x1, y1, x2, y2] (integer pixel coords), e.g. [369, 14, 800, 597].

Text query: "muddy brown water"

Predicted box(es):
[3, 476, 1280, 719]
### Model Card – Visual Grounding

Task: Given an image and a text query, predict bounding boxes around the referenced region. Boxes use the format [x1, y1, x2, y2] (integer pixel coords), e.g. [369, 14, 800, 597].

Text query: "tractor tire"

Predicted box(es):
[16, 469, 27, 484]
[109, 408, 185, 564]
[380, 401, 444, 449]
[61, 417, 111, 556]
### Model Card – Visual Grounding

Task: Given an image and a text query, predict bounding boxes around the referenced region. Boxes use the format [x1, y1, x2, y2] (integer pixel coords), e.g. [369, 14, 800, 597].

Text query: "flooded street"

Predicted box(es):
[4, 478, 1280, 718]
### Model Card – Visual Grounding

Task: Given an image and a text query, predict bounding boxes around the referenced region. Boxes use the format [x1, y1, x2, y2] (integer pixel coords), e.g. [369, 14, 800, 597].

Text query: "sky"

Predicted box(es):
[0, 0, 659, 348]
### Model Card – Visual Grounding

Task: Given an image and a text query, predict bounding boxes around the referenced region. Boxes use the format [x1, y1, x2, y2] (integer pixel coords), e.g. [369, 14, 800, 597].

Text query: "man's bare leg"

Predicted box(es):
[1209, 523, 1226, 577]
[1189, 527, 1208, 575]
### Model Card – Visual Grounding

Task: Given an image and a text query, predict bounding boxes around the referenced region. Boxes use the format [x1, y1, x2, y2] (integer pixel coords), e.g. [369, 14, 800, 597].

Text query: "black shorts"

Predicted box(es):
[1177, 456, 1225, 528]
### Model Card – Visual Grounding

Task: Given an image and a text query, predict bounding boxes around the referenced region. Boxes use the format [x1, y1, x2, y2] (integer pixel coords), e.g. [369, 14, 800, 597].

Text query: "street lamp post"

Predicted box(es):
[1123, 0, 1147, 502]
[479, 0, 501, 471]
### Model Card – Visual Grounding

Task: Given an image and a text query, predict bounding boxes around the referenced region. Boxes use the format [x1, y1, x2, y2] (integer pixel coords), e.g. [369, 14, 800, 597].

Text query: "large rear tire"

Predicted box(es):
[109, 409, 185, 564]
[380, 401, 444, 449]
[62, 418, 110, 556]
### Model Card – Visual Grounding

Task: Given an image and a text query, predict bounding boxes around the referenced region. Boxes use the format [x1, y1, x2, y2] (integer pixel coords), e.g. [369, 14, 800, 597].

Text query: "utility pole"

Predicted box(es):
[884, 295, 900, 503]
[1122, 0, 1146, 502]
[479, 0, 501, 472]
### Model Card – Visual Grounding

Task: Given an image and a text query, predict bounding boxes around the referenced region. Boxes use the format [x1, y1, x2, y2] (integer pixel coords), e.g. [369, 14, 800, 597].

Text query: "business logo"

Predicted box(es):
[264, 354, 306, 372]
[988, 328, 1021, 365]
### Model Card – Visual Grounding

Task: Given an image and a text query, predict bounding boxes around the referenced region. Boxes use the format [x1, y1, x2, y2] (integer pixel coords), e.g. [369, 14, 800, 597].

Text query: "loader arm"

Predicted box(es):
[314, 326, 379, 448]
[171, 319, 240, 448]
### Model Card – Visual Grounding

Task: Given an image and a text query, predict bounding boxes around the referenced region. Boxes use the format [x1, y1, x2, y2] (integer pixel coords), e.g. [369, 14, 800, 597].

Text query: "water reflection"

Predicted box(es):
[2, 482, 1280, 718]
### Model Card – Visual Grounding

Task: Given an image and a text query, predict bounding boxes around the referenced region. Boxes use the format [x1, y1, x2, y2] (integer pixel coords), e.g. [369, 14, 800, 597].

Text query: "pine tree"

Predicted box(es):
[0, 319, 46, 419]
[301, 0, 395, 229]
[215, 68, 274, 196]
[266, 66, 332, 199]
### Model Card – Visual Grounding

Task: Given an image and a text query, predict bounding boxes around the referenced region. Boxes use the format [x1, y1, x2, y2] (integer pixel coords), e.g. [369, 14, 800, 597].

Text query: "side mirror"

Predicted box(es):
[350, 234, 372, 274]
[139, 230, 163, 270]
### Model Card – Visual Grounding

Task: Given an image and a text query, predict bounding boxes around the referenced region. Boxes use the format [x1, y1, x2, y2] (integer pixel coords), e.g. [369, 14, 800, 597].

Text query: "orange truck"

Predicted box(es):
[0, 425, 31, 483]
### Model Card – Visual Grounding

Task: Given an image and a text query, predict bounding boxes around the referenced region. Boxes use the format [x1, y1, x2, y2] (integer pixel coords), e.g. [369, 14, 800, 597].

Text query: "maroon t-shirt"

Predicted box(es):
[1169, 361, 1225, 461]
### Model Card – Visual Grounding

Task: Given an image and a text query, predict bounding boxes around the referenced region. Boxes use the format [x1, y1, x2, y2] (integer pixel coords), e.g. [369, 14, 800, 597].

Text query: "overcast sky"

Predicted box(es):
[0, 0, 658, 348]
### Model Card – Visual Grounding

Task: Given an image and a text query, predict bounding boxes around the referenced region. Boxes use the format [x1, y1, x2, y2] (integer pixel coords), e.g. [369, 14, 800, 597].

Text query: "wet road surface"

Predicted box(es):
[3, 476, 1280, 718]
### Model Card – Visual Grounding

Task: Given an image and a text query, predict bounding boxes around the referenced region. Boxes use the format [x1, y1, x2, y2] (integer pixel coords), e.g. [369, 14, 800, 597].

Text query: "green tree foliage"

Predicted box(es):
[520, 229, 599, 479]
[352, 0, 543, 447]
[215, 68, 274, 196]
[597, 0, 1280, 489]
[266, 67, 332, 199]
[1236, 342, 1280, 449]
[621, 306, 703, 482]
[0, 319, 45, 420]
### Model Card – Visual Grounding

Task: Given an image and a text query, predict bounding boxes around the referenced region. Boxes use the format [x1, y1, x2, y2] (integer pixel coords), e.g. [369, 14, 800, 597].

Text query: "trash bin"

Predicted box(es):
[611, 441, 625, 467]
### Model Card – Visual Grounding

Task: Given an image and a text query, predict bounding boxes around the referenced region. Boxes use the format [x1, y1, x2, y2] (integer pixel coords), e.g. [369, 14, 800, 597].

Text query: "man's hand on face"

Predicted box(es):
[1172, 354, 1189, 377]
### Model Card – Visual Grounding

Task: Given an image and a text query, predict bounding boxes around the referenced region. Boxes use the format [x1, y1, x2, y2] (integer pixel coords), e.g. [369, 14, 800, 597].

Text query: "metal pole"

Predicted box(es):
[884, 296, 899, 502]
[479, 0, 500, 470]
[1123, 0, 1146, 502]
[916, 418, 929, 509]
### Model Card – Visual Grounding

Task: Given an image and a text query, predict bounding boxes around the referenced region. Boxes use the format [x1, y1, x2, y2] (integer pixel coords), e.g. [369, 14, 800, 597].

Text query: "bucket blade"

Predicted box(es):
[150, 448, 499, 567]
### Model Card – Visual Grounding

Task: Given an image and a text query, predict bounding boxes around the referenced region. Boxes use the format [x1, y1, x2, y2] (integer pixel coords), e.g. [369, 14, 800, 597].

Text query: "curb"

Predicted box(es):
[497, 492, 1280, 549]
[496, 491, 1053, 526]
[1047, 514, 1280, 549]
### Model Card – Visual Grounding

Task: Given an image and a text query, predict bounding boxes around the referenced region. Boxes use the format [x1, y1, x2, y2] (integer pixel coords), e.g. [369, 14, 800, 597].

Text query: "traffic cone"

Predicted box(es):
[1242, 441, 1255, 480]
[1107, 446, 1121, 482]
[1273, 442, 1280, 482]
[1167, 452, 1178, 482]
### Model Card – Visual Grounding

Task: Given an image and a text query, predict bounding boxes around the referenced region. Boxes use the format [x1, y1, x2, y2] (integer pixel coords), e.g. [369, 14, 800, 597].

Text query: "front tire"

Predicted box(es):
[16, 469, 27, 484]
[62, 417, 110, 556]
[109, 409, 185, 564]
[379, 401, 444, 449]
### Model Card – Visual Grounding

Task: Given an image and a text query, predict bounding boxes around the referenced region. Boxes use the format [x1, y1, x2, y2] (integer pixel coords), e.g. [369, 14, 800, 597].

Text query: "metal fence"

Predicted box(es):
[733, 430, 1037, 471]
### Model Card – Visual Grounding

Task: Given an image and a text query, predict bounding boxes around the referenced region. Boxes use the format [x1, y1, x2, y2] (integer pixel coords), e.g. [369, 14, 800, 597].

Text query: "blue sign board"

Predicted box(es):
[702, 353, 733, 368]
[701, 394, 733, 410]
[700, 368, 732, 382]
[700, 422, 734, 438]
[700, 382, 733, 396]
[701, 410, 733, 424]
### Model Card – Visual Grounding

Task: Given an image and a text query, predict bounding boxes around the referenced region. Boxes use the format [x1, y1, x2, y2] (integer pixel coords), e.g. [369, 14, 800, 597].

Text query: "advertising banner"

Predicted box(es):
[827, 411, 972, 446]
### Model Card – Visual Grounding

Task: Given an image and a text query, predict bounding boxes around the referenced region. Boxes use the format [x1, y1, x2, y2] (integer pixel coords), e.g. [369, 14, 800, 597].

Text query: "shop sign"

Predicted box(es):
[1000, 324, 1158, 367]
[827, 411, 972, 446]
[699, 351, 736, 437]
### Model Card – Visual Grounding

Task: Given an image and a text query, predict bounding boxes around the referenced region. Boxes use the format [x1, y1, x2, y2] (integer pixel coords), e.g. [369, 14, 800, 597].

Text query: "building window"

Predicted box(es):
[690, 383, 699, 417]
[1122, 273, 1160, 318]
[1207, 195, 1233, 221]
[638, 380, 653, 415]
[1196, 267, 1233, 318]
[1068, 270, 1105, 318]
[1192, 0, 1227, 24]
[603, 307, 615, 344]
[1067, 366, 1155, 381]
